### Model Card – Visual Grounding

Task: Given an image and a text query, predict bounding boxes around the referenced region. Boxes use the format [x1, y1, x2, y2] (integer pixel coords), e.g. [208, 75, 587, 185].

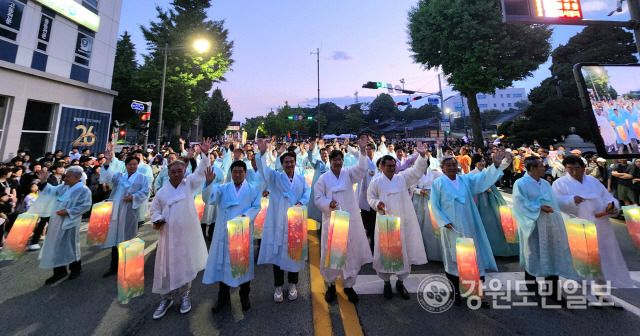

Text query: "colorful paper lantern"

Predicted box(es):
[304, 169, 314, 187]
[194, 194, 205, 222]
[428, 203, 440, 239]
[302, 205, 309, 261]
[353, 183, 358, 193]
[87, 201, 113, 246]
[227, 216, 251, 278]
[499, 206, 518, 244]
[325, 210, 350, 270]
[117, 238, 145, 304]
[633, 122, 640, 139]
[253, 197, 269, 239]
[622, 205, 640, 251]
[564, 218, 602, 279]
[617, 126, 628, 142]
[377, 214, 403, 272]
[0, 213, 39, 260]
[456, 237, 483, 298]
[287, 205, 308, 261]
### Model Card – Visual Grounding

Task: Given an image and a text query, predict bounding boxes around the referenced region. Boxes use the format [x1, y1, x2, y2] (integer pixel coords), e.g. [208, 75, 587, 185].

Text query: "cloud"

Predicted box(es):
[581, 0, 607, 12]
[331, 51, 356, 61]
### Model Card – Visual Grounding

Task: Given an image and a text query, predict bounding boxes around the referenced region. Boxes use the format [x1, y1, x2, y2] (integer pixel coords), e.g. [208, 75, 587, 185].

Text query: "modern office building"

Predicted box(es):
[442, 87, 527, 118]
[0, 0, 122, 160]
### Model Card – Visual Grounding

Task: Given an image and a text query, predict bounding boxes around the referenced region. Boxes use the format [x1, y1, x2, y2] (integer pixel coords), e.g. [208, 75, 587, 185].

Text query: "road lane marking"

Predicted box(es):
[308, 230, 333, 336]
[336, 278, 364, 336]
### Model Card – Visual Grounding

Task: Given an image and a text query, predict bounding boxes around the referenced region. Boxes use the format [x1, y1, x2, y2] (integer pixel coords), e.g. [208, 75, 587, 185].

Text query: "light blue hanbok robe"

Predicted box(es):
[29, 183, 92, 268]
[430, 165, 504, 276]
[100, 160, 150, 248]
[411, 170, 443, 261]
[474, 185, 519, 257]
[109, 158, 153, 222]
[154, 162, 192, 193]
[307, 150, 329, 223]
[202, 181, 261, 287]
[512, 173, 579, 279]
[256, 152, 311, 272]
[201, 165, 224, 225]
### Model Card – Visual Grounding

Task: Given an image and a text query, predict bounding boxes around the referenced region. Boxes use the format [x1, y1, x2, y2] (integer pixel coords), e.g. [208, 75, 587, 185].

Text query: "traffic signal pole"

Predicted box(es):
[438, 73, 446, 143]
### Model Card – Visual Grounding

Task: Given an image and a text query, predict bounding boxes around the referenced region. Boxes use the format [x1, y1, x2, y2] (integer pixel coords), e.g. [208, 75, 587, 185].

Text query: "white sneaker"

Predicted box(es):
[153, 299, 173, 320]
[288, 284, 298, 301]
[27, 244, 41, 251]
[179, 294, 191, 314]
[274, 286, 284, 303]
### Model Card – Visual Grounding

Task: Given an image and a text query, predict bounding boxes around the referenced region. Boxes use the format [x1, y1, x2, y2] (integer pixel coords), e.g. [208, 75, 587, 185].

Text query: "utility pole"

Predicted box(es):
[311, 47, 321, 137]
[461, 95, 468, 138]
[438, 73, 446, 142]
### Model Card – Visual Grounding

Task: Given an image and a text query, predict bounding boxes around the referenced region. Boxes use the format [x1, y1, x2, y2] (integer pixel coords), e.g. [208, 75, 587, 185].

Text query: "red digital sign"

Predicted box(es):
[534, 0, 582, 19]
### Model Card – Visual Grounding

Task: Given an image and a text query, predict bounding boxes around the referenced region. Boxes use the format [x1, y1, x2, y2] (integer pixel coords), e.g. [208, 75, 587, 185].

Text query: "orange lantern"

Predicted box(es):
[377, 214, 403, 272]
[253, 197, 269, 239]
[499, 206, 518, 244]
[456, 237, 483, 298]
[622, 205, 640, 251]
[287, 205, 308, 261]
[564, 218, 602, 279]
[227, 216, 251, 278]
[633, 122, 640, 139]
[194, 194, 205, 222]
[428, 203, 440, 239]
[616, 126, 628, 142]
[325, 210, 350, 270]
[117, 238, 145, 304]
[87, 201, 113, 246]
[0, 213, 39, 260]
[302, 205, 309, 261]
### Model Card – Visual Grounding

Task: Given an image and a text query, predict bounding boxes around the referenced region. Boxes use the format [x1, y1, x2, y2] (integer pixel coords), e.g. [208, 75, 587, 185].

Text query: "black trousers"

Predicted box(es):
[360, 208, 376, 253]
[446, 273, 485, 299]
[218, 281, 251, 300]
[109, 246, 118, 270]
[54, 260, 82, 274]
[273, 265, 298, 287]
[29, 217, 50, 245]
[525, 271, 560, 299]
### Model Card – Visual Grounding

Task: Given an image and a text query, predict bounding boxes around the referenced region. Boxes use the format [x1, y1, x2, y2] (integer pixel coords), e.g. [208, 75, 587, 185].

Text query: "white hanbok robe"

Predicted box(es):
[256, 152, 311, 272]
[29, 183, 92, 268]
[201, 165, 224, 225]
[430, 165, 504, 276]
[367, 155, 429, 275]
[307, 150, 329, 222]
[149, 154, 209, 294]
[552, 174, 633, 287]
[314, 154, 373, 284]
[596, 114, 617, 147]
[136, 162, 154, 222]
[100, 160, 150, 248]
[411, 170, 443, 261]
[202, 180, 261, 287]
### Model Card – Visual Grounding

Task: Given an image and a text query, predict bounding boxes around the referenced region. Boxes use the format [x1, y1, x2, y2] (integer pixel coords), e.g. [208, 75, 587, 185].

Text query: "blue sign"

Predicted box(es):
[293, 115, 298, 120]
[55, 107, 111, 154]
[428, 98, 439, 104]
[131, 102, 144, 110]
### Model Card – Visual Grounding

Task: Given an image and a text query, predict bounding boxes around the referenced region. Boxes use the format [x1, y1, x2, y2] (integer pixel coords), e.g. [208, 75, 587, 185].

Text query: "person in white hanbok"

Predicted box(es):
[314, 136, 373, 304]
[411, 165, 443, 261]
[306, 140, 329, 223]
[100, 143, 151, 278]
[31, 166, 92, 284]
[356, 142, 379, 253]
[148, 138, 213, 320]
[552, 155, 633, 298]
[255, 139, 311, 303]
[367, 142, 429, 300]
[594, 107, 618, 151]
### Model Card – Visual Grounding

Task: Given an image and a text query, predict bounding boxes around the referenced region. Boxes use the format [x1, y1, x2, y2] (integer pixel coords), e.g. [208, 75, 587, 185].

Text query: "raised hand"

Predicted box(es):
[308, 140, 316, 152]
[415, 141, 426, 157]
[381, 135, 386, 144]
[104, 142, 114, 163]
[186, 147, 195, 159]
[205, 166, 216, 184]
[200, 137, 213, 154]
[358, 135, 368, 153]
[35, 167, 48, 182]
[343, 137, 350, 147]
[278, 144, 286, 155]
[179, 138, 185, 145]
[493, 150, 507, 167]
[257, 138, 267, 154]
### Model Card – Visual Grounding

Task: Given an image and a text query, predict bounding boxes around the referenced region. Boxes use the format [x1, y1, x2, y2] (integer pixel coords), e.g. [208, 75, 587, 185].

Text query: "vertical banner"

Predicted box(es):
[55, 106, 111, 155]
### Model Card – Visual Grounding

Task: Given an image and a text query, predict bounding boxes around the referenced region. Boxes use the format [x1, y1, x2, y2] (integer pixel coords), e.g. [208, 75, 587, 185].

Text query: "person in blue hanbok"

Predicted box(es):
[430, 150, 511, 304]
[512, 156, 580, 302]
[411, 164, 443, 261]
[130, 150, 154, 223]
[201, 160, 261, 313]
[255, 138, 311, 303]
[100, 143, 151, 278]
[148, 138, 212, 320]
[470, 156, 519, 257]
[356, 142, 379, 254]
[31, 166, 92, 284]
[307, 140, 330, 223]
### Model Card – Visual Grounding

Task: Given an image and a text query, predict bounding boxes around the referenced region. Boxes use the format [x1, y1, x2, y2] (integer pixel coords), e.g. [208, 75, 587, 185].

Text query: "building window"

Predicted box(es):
[502, 103, 505, 107]
[0, 0, 25, 41]
[494, 104, 497, 107]
[36, 13, 54, 52]
[477, 94, 486, 99]
[19, 100, 55, 159]
[74, 31, 93, 67]
[478, 104, 488, 107]
[506, 94, 511, 98]
[83, 0, 98, 8]
[454, 102, 463, 108]
[508, 103, 512, 107]
[500, 94, 504, 98]
[513, 93, 523, 98]
[492, 94, 496, 98]
[0, 96, 8, 143]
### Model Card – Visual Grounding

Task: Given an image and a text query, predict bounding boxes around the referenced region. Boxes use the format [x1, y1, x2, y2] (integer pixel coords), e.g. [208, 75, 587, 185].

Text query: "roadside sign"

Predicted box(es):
[131, 102, 144, 111]
[440, 118, 450, 132]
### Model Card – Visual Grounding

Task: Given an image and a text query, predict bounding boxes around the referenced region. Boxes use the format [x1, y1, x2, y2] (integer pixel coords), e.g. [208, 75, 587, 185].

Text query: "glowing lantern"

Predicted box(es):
[117, 238, 145, 304]
[194, 194, 205, 222]
[302, 205, 309, 261]
[622, 205, 640, 251]
[633, 122, 640, 139]
[287, 205, 308, 261]
[428, 203, 440, 239]
[325, 210, 350, 270]
[616, 126, 628, 142]
[499, 206, 518, 244]
[564, 218, 602, 278]
[0, 213, 39, 260]
[377, 214, 403, 272]
[305, 169, 314, 187]
[353, 183, 358, 193]
[227, 216, 251, 278]
[456, 237, 483, 298]
[253, 197, 269, 239]
[87, 201, 113, 246]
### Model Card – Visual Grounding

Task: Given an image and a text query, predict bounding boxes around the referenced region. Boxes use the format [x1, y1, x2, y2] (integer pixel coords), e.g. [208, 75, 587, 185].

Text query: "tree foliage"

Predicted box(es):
[111, 31, 140, 125]
[368, 93, 398, 122]
[201, 88, 233, 138]
[408, 0, 552, 148]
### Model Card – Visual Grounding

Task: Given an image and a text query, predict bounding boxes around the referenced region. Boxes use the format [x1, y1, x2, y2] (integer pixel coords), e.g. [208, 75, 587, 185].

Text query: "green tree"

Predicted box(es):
[138, 0, 234, 136]
[402, 104, 441, 121]
[408, 0, 552, 148]
[368, 93, 398, 122]
[111, 31, 140, 124]
[201, 88, 233, 138]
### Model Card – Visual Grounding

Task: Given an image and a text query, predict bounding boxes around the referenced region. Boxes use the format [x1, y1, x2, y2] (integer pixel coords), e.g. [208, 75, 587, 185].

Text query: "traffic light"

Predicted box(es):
[307, 116, 313, 120]
[119, 130, 126, 137]
[138, 112, 151, 137]
[396, 102, 408, 106]
[362, 81, 387, 89]
[140, 112, 151, 122]
[288, 115, 293, 120]
[412, 96, 423, 101]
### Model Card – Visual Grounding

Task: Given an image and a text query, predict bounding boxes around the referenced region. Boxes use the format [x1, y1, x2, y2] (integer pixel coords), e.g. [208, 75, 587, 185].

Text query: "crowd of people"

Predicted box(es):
[591, 97, 640, 154]
[0, 133, 635, 320]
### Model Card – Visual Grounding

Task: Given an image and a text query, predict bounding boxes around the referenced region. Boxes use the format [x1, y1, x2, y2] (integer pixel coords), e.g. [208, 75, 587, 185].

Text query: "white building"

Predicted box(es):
[0, 0, 122, 160]
[442, 87, 527, 118]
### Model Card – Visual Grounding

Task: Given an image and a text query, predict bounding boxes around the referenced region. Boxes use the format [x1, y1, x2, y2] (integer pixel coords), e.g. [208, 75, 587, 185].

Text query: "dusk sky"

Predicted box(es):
[119, 0, 635, 121]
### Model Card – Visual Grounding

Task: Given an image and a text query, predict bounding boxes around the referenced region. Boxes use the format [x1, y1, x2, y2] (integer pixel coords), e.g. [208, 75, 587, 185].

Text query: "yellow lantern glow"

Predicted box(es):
[253, 197, 269, 239]
[194, 194, 205, 222]
[499, 206, 518, 243]
[0, 213, 39, 260]
[622, 205, 640, 251]
[227, 216, 251, 278]
[287, 205, 308, 261]
[87, 201, 113, 246]
[377, 214, 403, 272]
[117, 238, 145, 304]
[325, 210, 350, 270]
[456, 237, 483, 298]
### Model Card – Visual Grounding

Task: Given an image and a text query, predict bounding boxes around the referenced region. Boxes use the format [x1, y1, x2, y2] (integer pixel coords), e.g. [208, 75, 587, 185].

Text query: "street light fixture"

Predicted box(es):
[156, 38, 212, 149]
